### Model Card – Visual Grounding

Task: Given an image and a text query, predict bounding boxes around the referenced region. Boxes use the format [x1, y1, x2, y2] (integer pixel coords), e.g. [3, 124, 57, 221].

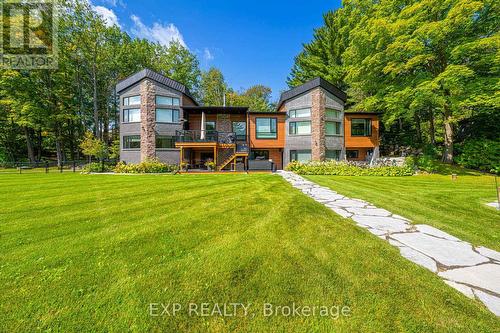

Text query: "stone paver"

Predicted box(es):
[391, 233, 488, 267]
[277, 171, 500, 316]
[486, 202, 499, 209]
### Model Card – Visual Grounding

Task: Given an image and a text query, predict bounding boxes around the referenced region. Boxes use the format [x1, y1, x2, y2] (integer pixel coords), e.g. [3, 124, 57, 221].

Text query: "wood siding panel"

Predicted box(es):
[248, 114, 286, 148]
[344, 114, 379, 148]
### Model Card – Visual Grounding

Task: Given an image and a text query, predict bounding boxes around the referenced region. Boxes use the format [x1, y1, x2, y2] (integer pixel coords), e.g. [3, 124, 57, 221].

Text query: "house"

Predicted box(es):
[116, 69, 379, 170]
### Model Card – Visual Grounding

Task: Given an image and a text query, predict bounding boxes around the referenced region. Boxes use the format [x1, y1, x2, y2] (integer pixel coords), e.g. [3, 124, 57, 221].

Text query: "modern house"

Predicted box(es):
[116, 69, 379, 171]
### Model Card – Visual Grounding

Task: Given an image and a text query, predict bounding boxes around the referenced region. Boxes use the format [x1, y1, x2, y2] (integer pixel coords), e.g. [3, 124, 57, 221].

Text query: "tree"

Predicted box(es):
[200, 67, 227, 106]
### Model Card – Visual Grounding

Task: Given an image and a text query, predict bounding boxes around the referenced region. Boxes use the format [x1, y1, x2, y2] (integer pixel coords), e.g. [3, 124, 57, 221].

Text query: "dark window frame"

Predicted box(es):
[290, 149, 312, 162]
[346, 150, 359, 159]
[155, 108, 180, 124]
[288, 107, 311, 119]
[123, 95, 141, 106]
[155, 95, 180, 106]
[123, 135, 141, 150]
[325, 121, 342, 136]
[123, 108, 141, 123]
[255, 117, 277, 139]
[351, 118, 372, 137]
[289, 121, 311, 136]
[155, 135, 176, 149]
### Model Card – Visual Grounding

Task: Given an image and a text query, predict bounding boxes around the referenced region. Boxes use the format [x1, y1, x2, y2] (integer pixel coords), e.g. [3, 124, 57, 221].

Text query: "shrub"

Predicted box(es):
[81, 162, 113, 173]
[113, 158, 178, 174]
[455, 139, 500, 173]
[285, 160, 414, 176]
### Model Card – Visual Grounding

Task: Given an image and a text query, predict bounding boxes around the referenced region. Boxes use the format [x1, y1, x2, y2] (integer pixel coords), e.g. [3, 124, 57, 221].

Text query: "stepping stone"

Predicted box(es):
[415, 224, 461, 242]
[438, 264, 500, 294]
[399, 246, 438, 272]
[444, 280, 474, 298]
[345, 207, 391, 217]
[328, 199, 367, 208]
[366, 228, 387, 236]
[475, 247, 500, 262]
[327, 207, 352, 219]
[392, 214, 410, 221]
[351, 216, 410, 233]
[473, 289, 500, 316]
[485, 202, 500, 209]
[388, 238, 405, 247]
[392, 232, 489, 267]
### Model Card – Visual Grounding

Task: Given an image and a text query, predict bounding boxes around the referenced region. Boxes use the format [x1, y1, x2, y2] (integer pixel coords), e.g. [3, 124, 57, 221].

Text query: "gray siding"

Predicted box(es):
[324, 89, 344, 152]
[283, 91, 313, 166]
[119, 79, 183, 164]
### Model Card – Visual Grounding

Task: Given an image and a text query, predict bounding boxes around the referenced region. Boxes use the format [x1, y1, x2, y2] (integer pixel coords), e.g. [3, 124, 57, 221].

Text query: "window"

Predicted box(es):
[156, 108, 180, 123]
[326, 121, 341, 136]
[123, 135, 140, 149]
[250, 150, 269, 160]
[256, 118, 277, 139]
[123, 108, 140, 123]
[326, 108, 341, 119]
[205, 121, 216, 131]
[232, 121, 246, 140]
[290, 150, 311, 162]
[289, 121, 311, 135]
[289, 108, 311, 118]
[156, 135, 175, 149]
[156, 95, 180, 106]
[351, 119, 372, 136]
[326, 150, 341, 161]
[123, 95, 141, 106]
[346, 150, 359, 159]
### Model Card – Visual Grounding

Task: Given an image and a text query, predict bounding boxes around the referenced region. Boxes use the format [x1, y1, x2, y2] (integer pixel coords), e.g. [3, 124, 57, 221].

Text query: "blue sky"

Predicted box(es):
[92, 0, 342, 101]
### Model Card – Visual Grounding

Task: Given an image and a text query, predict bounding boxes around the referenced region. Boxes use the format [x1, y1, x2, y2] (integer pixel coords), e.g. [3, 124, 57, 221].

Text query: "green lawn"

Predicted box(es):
[306, 174, 500, 251]
[0, 174, 498, 332]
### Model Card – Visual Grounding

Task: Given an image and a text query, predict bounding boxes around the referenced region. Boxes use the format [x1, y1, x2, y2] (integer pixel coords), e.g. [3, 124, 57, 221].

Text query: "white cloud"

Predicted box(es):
[93, 5, 120, 28]
[203, 48, 214, 61]
[130, 15, 186, 48]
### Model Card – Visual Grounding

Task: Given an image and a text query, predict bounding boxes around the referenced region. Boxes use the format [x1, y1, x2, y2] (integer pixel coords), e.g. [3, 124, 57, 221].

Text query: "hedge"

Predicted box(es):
[285, 160, 414, 176]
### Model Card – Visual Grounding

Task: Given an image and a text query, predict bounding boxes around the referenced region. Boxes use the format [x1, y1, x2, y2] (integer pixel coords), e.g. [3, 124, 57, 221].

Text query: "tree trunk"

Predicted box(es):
[442, 106, 454, 163]
[414, 113, 422, 145]
[36, 129, 42, 161]
[92, 64, 99, 139]
[24, 127, 36, 163]
[428, 108, 436, 145]
[54, 123, 65, 167]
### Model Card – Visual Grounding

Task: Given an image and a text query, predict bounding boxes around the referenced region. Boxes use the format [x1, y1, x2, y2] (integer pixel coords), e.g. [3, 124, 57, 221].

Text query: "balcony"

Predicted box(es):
[175, 130, 248, 146]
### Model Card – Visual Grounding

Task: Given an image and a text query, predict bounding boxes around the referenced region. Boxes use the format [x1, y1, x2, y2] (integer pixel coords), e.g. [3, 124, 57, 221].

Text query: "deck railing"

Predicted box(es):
[175, 130, 248, 145]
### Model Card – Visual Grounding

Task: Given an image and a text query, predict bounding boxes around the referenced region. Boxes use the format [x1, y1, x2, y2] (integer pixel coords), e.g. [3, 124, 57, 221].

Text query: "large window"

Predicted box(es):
[156, 108, 180, 123]
[232, 121, 246, 140]
[289, 121, 311, 135]
[326, 150, 341, 161]
[256, 118, 277, 139]
[326, 108, 341, 119]
[326, 121, 341, 136]
[290, 150, 311, 163]
[289, 108, 311, 118]
[205, 121, 216, 131]
[123, 108, 140, 123]
[346, 150, 359, 159]
[250, 150, 269, 160]
[123, 135, 140, 149]
[123, 95, 141, 106]
[351, 118, 372, 136]
[156, 135, 175, 149]
[156, 95, 180, 106]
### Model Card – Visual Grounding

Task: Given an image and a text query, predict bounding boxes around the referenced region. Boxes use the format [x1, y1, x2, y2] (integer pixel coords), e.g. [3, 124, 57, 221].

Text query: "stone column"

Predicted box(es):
[311, 87, 326, 161]
[140, 79, 156, 161]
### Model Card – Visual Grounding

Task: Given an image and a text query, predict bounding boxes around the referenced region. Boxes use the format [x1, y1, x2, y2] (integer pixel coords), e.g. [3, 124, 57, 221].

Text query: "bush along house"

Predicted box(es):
[116, 69, 380, 171]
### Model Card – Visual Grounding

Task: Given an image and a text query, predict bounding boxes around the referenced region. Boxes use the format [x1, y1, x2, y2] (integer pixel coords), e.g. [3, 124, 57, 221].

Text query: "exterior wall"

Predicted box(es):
[282, 88, 344, 167]
[345, 147, 373, 161]
[119, 79, 184, 164]
[344, 114, 379, 148]
[248, 113, 286, 148]
[187, 114, 246, 131]
[268, 149, 283, 170]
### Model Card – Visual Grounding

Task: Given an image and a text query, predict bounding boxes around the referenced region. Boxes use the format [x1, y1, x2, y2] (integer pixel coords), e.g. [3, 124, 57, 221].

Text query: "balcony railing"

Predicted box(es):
[175, 130, 248, 144]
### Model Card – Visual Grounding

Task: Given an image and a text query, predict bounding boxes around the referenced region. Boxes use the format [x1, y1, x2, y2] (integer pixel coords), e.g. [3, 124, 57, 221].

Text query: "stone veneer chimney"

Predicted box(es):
[311, 87, 326, 161]
[140, 79, 156, 161]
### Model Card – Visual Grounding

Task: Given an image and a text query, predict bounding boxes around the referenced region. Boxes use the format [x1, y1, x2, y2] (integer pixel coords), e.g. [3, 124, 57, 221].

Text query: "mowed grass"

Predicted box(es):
[0, 174, 498, 332]
[306, 174, 500, 251]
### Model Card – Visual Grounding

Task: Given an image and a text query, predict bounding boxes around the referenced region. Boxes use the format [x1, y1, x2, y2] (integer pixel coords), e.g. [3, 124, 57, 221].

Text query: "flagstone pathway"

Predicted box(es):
[278, 171, 500, 316]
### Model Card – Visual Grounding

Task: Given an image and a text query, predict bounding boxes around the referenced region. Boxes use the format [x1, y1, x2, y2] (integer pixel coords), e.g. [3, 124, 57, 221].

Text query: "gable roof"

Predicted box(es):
[277, 77, 347, 110]
[116, 68, 198, 105]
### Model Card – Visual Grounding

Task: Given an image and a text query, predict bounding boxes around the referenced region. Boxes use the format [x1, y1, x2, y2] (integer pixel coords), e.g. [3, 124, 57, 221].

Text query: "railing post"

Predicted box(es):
[73, 160, 76, 172]
[45, 161, 49, 173]
[60, 162, 63, 173]
[19, 164, 22, 174]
